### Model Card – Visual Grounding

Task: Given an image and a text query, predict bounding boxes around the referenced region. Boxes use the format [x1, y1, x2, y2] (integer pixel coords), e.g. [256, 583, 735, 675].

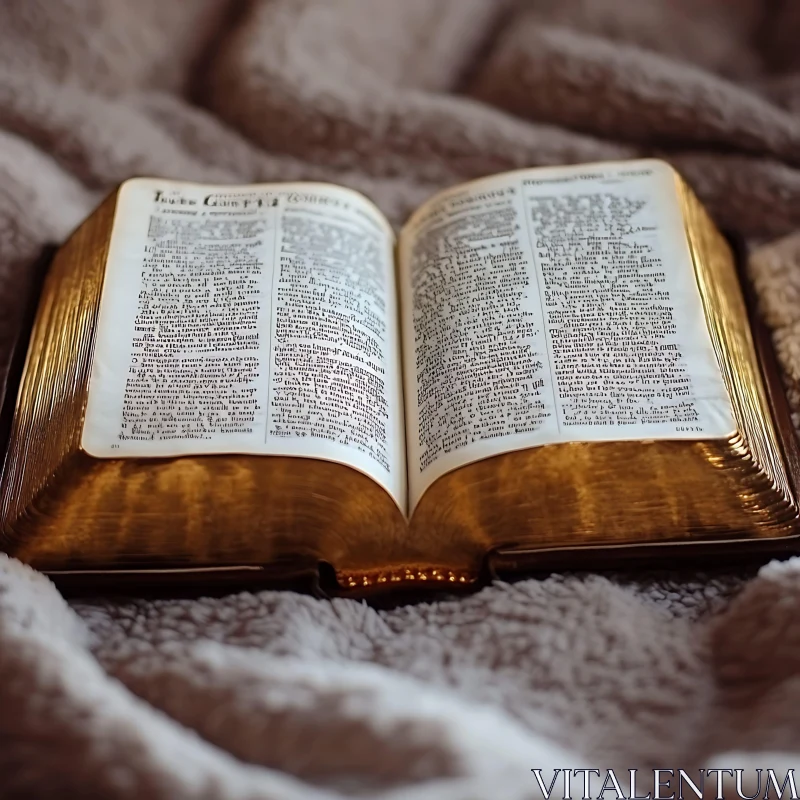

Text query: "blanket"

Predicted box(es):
[2, 1, 800, 797]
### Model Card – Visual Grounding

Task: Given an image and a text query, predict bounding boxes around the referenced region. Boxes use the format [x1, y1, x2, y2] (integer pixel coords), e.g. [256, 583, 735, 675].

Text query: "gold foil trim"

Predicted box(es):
[338, 567, 476, 590]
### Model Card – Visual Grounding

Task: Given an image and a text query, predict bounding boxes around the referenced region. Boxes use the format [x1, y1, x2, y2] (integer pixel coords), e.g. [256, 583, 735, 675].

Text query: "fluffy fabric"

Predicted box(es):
[2, 1, 800, 797]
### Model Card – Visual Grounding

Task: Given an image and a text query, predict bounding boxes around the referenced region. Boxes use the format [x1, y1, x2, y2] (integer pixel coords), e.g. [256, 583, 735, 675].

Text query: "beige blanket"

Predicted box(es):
[2, 1, 800, 797]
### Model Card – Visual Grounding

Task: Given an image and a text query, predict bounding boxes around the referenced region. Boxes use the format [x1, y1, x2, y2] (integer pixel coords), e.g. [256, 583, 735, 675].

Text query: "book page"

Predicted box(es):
[399, 159, 736, 510]
[83, 179, 406, 509]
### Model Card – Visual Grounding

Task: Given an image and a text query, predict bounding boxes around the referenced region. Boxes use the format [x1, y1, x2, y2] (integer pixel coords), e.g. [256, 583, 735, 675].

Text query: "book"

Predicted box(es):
[1, 159, 798, 595]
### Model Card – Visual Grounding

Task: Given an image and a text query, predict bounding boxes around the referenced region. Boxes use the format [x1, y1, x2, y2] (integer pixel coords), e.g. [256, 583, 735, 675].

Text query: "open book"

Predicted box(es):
[1, 160, 798, 593]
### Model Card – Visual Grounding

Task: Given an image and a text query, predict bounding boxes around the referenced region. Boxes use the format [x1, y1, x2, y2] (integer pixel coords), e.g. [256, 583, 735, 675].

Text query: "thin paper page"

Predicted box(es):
[399, 159, 736, 510]
[82, 178, 406, 510]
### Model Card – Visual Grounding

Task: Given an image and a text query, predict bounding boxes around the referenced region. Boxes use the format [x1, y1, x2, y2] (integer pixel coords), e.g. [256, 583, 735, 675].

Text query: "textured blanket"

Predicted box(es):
[2, 1, 800, 797]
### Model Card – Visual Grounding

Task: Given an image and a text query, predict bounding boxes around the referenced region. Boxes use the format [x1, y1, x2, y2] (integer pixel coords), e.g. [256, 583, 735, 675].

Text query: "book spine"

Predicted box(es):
[337, 567, 476, 591]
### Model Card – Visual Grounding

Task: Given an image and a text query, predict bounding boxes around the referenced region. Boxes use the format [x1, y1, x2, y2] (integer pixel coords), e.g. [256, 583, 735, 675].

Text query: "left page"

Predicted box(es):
[82, 179, 406, 510]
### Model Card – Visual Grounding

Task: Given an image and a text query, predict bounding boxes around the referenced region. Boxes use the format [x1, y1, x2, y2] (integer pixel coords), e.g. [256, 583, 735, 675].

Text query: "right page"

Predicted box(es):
[399, 159, 737, 511]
